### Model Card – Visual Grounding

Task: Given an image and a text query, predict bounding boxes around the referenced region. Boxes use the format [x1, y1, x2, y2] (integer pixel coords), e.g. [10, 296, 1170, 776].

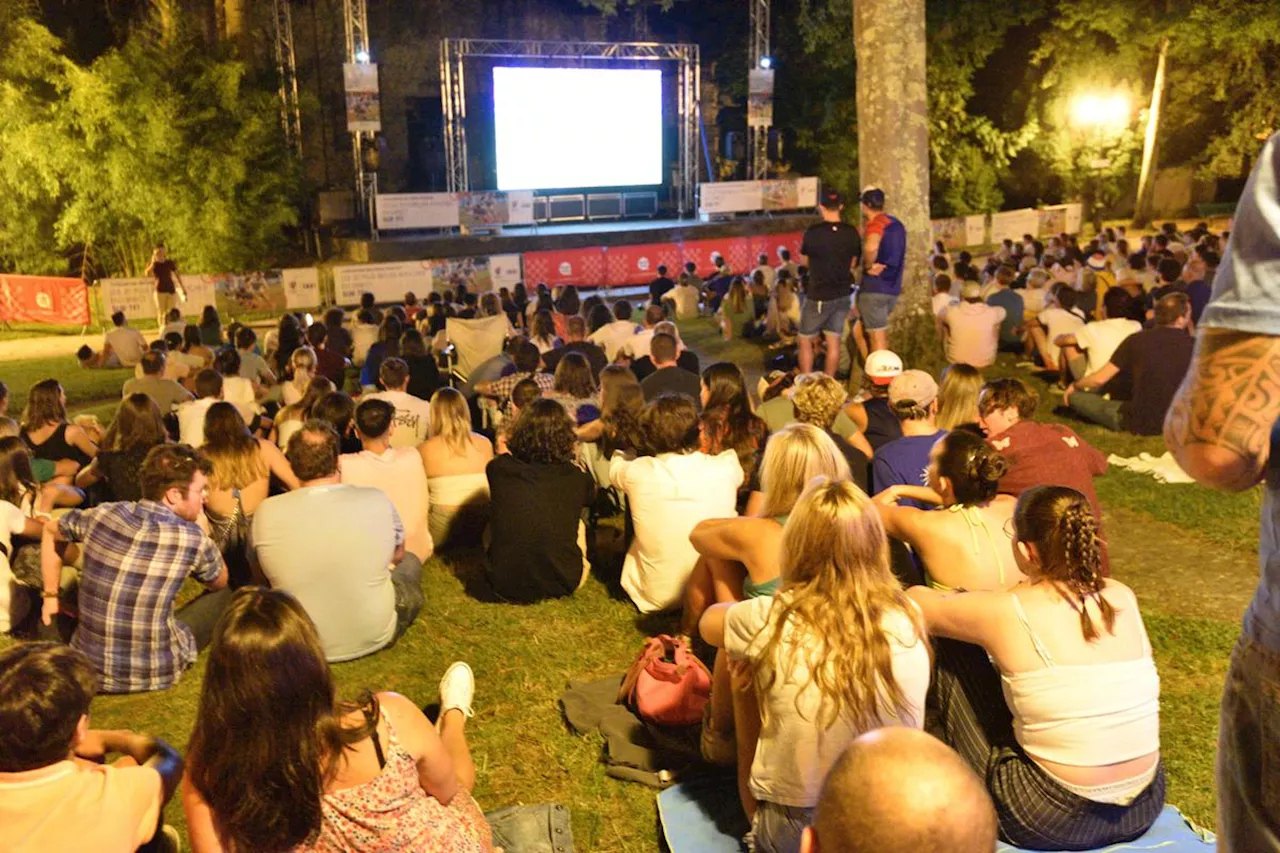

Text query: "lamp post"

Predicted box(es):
[1068, 91, 1130, 234]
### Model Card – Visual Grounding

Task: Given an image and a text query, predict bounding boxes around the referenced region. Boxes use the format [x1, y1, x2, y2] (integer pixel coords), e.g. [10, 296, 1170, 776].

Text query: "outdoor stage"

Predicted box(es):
[336, 213, 816, 265]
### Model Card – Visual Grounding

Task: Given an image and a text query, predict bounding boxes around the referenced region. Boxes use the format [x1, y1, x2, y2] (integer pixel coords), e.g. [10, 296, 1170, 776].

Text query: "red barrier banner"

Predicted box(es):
[521, 247, 608, 287]
[603, 242, 684, 287]
[0, 275, 91, 325]
[748, 231, 804, 267]
[680, 237, 753, 278]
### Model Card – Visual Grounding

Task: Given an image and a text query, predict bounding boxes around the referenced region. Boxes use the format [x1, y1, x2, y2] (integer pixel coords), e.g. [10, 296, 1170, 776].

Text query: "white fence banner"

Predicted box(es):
[101, 275, 217, 322]
[965, 215, 987, 247]
[281, 267, 321, 310]
[376, 193, 460, 230]
[989, 208, 1042, 245]
[489, 254, 524, 292]
[332, 262, 431, 305]
[699, 181, 763, 215]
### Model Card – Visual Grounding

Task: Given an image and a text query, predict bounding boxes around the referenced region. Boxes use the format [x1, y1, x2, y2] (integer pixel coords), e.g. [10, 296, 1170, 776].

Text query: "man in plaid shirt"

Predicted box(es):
[40, 444, 229, 694]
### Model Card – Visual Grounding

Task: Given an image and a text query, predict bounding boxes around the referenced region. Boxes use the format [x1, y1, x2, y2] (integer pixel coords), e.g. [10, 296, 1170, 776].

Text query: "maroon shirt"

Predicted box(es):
[315, 345, 348, 386]
[988, 419, 1111, 573]
[152, 259, 178, 294]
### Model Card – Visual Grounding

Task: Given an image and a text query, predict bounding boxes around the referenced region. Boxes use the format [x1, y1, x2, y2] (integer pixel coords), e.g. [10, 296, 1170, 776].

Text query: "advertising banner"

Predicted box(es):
[521, 247, 608, 287]
[332, 262, 431, 306]
[680, 237, 753, 277]
[965, 215, 987, 247]
[761, 179, 799, 211]
[699, 181, 763, 215]
[931, 217, 969, 250]
[747, 232, 805, 268]
[101, 276, 217, 323]
[429, 257, 495, 294]
[281, 268, 321, 310]
[747, 68, 775, 128]
[488, 254, 524, 292]
[343, 63, 381, 132]
[603, 242, 684, 288]
[0, 275, 90, 325]
[376, 193, 460, 230]
[990, 208, 1042, 245]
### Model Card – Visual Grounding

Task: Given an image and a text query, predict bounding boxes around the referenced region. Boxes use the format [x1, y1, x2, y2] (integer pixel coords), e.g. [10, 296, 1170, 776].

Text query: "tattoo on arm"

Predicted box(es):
[1166, 329, 1280, 468]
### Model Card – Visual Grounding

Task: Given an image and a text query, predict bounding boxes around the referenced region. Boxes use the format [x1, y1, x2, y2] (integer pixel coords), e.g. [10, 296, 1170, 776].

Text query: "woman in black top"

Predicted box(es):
[74, 394, 168, 502]
[19, 380, 96, 479]
[198, 305, 223, 347]
[399, 328, 442, 401]
[486, 399, 595, 603]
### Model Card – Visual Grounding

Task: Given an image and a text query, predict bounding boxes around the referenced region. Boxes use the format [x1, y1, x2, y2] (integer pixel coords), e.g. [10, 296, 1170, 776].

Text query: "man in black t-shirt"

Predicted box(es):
[145, 243, 185, 331]
[639, 333, 701, 409]
[542, 315, 607, 379]
[648, 265, 676, 305]
[799, 188, 862, 376]
[1064, 292, 1194, 435]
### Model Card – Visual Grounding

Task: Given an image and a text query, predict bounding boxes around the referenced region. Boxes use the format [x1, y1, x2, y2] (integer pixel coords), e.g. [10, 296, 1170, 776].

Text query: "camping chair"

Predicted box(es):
[438, 314, 509, 388]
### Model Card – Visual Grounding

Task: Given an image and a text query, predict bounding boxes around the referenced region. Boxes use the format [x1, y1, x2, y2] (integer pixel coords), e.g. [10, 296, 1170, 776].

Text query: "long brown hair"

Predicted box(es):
[0, 437, 38, 509]
[102, 394, 167, 453]
[203, 402, 267, 490]
[754, 478, 925, 731]
[700, 362, 766, 481]
[600, 365, 644, 457]
[553, 352, 597, 399]
[1014, 486, 1113, 641]
[21, 379, 65, 430]
[187, 588, 377, 853]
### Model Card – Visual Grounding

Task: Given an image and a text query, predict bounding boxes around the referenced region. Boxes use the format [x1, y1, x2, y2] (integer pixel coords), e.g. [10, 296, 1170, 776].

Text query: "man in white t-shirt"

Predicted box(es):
[663, 275, 702, 320]
[1053, 287, 1142, 381]
[940, 282, 1005, 369]
[620, 304, 666, 362]
[177, 370, 224, 448]
[364, 358, 431, 448]
[752, 253, 777, 293]
[609, 394, 743, 613]
[80, 312, 148, 369]
[1027, 283, 1085, 374]
[252, 421, 422, 663]
[341, 398, 432, 561]
[588, 300, 641, 361]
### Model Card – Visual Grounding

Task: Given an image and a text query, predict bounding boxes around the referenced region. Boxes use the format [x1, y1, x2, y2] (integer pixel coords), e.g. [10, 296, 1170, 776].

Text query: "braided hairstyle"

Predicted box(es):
[1014, 485, 1113, 641]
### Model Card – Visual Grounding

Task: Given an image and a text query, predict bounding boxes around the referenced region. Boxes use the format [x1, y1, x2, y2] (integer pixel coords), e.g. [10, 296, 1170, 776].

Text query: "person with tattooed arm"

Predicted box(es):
[1164, 131, 1280, 853]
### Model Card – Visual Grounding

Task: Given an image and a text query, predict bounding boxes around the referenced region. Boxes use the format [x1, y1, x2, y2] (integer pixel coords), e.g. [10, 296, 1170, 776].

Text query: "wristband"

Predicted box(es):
[42, 590, 59, 598]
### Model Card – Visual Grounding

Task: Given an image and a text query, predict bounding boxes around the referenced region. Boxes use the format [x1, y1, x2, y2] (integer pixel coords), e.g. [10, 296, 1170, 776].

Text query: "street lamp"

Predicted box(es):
[1069, 90, 1131, 233]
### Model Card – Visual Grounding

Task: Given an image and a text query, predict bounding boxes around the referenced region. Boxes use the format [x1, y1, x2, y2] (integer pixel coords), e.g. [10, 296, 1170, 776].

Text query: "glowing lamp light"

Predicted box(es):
[355, 50, 371, 64]
[1070, 91, 1130, 132]
[759, 56, 773, 70]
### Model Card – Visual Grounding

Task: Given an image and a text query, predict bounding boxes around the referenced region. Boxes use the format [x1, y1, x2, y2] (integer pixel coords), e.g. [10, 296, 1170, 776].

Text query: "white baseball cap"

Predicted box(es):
[865, 350, 904, 385]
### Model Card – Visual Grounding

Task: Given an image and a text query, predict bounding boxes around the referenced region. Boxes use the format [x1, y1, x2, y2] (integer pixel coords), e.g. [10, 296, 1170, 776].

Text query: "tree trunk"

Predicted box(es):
[1131, 35, 1169, 229]
[852, 0, 936, 373]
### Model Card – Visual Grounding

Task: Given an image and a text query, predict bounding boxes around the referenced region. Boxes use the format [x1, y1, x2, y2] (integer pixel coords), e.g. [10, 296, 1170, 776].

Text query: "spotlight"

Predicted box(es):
[759, 56, 773, 70]
[355, 50, 371, 64]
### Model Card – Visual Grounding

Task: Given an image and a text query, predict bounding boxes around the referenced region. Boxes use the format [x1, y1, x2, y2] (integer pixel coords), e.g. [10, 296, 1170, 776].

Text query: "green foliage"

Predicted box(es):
[0, 12, 301, 277]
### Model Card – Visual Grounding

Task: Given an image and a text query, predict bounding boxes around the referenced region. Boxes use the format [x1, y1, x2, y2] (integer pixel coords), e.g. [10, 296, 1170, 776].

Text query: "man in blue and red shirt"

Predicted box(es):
[855, 187, 908, 358]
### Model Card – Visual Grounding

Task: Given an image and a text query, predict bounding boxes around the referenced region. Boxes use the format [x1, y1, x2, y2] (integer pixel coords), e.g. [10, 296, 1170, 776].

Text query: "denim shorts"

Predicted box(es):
[856, 291, 899, 331]
[747, 801, 815, 853]
[798, 294, 851, 338]
[1217, 630, 1280, 852]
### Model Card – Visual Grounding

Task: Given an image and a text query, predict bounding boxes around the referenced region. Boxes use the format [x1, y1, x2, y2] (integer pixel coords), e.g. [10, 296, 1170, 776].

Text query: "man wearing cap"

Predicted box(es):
[871, 371, 947, 509]
[798, 188, 862, 376]
[853, 187, 907, 358]
[940, 282, 1006, 369]
[844, 350, 905, 452]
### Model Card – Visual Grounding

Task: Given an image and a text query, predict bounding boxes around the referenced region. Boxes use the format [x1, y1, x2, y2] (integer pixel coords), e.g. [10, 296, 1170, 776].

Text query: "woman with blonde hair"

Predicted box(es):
[935, 363, 984, 430]
[272, 376, 335, 451]
[419, 387, 493, 548]
[203, 402, 299, 586]
[183, 587, 491, 853]
[700, 478, 930, 848]
[791, 372, 873, 485]
[280, 346, 317, 407]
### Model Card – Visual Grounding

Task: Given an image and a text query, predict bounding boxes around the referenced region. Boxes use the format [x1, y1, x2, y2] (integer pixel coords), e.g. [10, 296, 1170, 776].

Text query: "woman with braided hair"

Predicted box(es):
[907, 486, 1164, 849]
[873, 428, 1023, 591]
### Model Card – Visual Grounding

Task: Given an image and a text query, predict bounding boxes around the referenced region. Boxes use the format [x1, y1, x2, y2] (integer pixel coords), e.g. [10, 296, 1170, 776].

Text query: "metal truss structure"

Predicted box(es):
[343, 0, 374, 225]
[271, 0, 302, 159]
[748, 0, 772, 180]
[440, 39, 702, 217]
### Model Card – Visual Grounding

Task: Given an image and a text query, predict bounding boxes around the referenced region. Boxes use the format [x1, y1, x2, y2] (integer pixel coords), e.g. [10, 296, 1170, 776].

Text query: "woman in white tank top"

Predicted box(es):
[420, 387, 493, 549]
[907, 485, 1164, 850]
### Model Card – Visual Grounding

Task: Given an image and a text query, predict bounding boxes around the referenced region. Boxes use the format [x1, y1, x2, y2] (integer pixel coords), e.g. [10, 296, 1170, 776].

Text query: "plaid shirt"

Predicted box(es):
[488, 370, 555, 402]
[59, 500, 223, 694]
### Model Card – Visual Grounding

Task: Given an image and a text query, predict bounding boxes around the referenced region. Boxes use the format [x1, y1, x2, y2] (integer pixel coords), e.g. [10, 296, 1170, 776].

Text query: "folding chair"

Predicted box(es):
[439, 314, 509, 388]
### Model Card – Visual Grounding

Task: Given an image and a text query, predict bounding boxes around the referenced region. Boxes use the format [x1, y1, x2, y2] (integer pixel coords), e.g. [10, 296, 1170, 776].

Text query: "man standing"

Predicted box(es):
[799, 187, 862, 376]
[1065, 292, 1194, 435]
[145, 245, 184, 332]
[1164, 132, 1280, 853]
[853, 187, 907, 358]
[365, 357, 432, 448]
[40, 444, 230, 694]
[251, 421, 423, 662]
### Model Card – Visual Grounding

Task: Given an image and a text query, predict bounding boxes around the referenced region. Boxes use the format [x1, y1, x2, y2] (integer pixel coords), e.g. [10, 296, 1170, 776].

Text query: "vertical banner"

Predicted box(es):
[965, 215, 988, 248]
[281, 268, 321, 310]
[489, 254, 524, 292]
[0, 275, 90, 325]
[343, 63, 381, 132]
[747, 68, 775, 128]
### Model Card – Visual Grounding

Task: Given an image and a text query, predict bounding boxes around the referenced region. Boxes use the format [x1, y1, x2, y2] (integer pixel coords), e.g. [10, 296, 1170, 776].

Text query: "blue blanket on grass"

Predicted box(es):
[656, 774, 1215, 853]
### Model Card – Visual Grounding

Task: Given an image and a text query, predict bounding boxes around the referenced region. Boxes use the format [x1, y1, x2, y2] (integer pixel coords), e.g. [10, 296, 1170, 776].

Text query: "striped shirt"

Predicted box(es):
[59, 501, 223, 693]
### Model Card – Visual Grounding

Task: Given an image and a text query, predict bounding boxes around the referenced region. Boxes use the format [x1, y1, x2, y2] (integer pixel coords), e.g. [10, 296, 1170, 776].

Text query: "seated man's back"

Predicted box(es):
[252, 483, 400, 661]
[341, 446, 432, 560]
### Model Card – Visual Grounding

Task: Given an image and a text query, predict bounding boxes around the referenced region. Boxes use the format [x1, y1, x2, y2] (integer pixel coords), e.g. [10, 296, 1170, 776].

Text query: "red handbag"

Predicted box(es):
[617, 634, 712, 727]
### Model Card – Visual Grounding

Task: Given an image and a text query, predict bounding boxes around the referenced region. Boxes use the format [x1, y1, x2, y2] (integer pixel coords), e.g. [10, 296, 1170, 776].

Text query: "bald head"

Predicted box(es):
[801, 727, 997, 853]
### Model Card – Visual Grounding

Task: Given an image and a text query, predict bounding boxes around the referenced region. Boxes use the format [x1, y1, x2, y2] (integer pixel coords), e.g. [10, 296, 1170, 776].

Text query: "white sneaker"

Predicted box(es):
[438, 661, 475, 724]
[159, 825, 183, 853]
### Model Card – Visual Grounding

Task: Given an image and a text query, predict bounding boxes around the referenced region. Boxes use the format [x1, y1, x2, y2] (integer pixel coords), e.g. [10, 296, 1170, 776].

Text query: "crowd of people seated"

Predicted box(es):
[0, 209, 1250, 853]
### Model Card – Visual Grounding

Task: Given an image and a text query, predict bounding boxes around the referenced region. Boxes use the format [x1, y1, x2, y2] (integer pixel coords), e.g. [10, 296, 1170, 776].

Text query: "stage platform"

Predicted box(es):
[337, 214, 816, 264]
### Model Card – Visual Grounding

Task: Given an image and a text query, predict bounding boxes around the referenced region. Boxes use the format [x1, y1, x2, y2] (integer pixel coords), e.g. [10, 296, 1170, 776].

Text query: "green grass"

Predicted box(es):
[0, 312, 1258, 846]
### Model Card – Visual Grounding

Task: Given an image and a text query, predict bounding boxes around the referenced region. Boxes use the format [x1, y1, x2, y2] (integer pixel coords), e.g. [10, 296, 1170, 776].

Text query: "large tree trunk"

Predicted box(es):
[853, 0, 937, 373]
[1132, 36, 1169, 229]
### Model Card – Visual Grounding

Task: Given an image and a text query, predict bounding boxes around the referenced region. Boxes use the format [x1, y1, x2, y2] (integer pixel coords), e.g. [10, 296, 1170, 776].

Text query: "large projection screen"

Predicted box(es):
[493, 66, 663, 191]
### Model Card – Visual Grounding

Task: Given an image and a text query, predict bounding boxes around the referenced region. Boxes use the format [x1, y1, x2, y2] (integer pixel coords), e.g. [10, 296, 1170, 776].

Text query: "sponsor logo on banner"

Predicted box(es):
[0, 275, 91, 325]
[343, 63, 381, 133]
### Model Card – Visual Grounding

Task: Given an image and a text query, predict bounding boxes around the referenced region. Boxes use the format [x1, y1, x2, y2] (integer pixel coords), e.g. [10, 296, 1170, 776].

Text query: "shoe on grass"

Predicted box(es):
[159, 825, 182, 853]
[438, 661, 475, 725]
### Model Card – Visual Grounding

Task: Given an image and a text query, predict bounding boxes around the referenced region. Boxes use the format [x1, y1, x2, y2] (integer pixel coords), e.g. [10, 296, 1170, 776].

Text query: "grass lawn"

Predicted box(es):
[0, 313, 1256, 847]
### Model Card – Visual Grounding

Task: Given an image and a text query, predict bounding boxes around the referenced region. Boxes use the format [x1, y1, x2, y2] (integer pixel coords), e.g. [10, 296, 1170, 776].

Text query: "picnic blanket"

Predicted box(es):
[656, 774, 1215, 853]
